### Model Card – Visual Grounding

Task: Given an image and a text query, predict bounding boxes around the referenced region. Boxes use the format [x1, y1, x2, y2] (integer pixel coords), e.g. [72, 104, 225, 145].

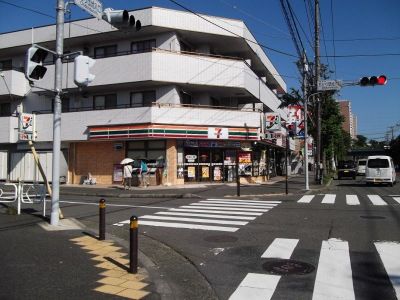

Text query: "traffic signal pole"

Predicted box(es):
[50, 0, 65, 226]
[302, 53, 310, 191]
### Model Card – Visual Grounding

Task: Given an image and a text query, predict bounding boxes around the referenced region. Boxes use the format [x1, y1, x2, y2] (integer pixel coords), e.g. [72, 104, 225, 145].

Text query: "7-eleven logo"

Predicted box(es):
[208, 127, 228, 139]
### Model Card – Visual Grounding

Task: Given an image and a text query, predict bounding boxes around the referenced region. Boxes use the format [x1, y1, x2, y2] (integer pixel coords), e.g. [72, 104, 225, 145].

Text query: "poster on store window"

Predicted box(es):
[113, 164, 123, 182]
[238, 151, 252, 176]
[187, 167, 196, 178]
[213, 167, 222, 181]
[201, 166, 209, 178]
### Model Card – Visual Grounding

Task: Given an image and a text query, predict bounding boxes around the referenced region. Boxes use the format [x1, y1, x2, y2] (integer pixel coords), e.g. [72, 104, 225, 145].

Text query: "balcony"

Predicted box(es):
[33, 103, 262, 142]
[0, 69, 29, 99]
[35, 49, 284, 117]
[0, 116, 18, 143]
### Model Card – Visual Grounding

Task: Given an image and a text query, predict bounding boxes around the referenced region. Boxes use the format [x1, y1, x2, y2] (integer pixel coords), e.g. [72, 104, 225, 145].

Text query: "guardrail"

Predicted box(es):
[0, 182, 47, 216]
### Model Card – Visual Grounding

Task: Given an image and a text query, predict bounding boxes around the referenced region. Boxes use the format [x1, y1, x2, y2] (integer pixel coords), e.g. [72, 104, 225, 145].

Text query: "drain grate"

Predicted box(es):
[262, 259, 315, 276]
[204, 235, 238, 243]
[360, 215, 386, 220]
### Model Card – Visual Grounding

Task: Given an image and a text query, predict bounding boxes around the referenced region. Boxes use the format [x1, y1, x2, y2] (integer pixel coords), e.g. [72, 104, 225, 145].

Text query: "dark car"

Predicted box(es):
[337, 161, 356, 180]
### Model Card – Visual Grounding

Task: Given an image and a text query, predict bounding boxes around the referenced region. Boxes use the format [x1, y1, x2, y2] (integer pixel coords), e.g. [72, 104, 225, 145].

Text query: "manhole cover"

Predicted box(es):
[262, 259, 315, 276]
[360, 215, 386, 220]
[204, 235, 238, 243]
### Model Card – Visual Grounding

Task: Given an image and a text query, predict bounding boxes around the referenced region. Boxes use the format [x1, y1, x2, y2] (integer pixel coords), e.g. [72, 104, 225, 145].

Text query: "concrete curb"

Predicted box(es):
[60, 191, 201, 199]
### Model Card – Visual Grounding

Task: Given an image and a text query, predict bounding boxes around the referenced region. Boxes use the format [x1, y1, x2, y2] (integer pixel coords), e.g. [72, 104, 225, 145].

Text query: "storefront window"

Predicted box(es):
[184, 148, 198, 182]
[238, 151, 252, 176]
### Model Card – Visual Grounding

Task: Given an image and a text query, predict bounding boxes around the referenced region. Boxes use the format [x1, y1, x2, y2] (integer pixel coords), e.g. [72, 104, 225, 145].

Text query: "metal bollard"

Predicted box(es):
[99, 198, 106, 240]
[129, 215, 138, 274]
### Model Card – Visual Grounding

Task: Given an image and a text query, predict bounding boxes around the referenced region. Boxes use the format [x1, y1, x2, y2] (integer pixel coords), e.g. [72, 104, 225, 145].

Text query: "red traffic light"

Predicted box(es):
[359, 75, 387, 86]
[377, 75, 387, 85]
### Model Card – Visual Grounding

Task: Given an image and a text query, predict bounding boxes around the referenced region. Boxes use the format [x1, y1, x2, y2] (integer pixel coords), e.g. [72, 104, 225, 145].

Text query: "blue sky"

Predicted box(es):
[1, 0, 399, 141]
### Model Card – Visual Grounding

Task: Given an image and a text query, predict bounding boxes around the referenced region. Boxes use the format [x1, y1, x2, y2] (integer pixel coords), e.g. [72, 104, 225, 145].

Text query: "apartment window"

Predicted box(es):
[0, 103, 11, 116]
[179, 41, 194, 52]
[131, 39, 156, 53]
[180, 92, 192, 105]
[94, 45, 117, 58]
[0, 59, 12, 71]
[130, 91, 156, 107]
[93, 94, 117, 110]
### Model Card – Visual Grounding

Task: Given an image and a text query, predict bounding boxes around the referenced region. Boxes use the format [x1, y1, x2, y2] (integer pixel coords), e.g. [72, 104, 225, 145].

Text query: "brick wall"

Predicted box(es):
[71, 141, 125, 185]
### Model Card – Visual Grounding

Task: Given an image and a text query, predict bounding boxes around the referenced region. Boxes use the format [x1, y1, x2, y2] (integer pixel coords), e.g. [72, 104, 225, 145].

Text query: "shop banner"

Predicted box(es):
[288, 105, 303, 123]
[18, 113, 36, 141]
[265, 113, 281, 131]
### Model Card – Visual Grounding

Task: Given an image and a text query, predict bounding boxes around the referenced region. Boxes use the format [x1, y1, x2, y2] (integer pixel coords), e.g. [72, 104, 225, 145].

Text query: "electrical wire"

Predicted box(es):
[318, 2, 331, 73]
[167, 0, 298, 58]
[330, 0, 337, 78]
[303, 0, 314, 45]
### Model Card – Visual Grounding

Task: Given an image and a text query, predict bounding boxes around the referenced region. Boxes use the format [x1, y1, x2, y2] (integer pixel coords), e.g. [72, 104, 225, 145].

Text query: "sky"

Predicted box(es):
[1, 0, 399, 141]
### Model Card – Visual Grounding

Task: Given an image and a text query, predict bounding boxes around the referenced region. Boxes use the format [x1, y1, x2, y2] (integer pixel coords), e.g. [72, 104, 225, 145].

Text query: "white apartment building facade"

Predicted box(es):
[0, 6, 290, 185]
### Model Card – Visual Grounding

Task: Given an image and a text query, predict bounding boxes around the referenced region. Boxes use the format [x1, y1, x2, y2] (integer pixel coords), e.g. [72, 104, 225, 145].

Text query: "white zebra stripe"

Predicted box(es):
[170, 208, 263, 216]
[312, 238, 355, 300]
[156, 212, 256, 220]
[346, 195, 360, 205]
[182, 205, 269, 212]
[367, 195, 387, 206]
[321, 194, 336, 204]
[138, 220, 239, 232]
[140, 215, 248, 225]
[229, 273, 280, 300]
[261, 238, 299, 259]
[393, 197, 400, 204]
[298, 195, 314, 203]
[208, 198, 281, 204]
[374, 241, 400, 298]
[200, 200, 277, 207]
[191, 203, 274, 209]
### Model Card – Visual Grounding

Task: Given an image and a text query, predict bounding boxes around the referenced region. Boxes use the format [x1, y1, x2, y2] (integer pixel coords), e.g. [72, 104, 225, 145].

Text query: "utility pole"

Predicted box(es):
[314, 0, 321, 184]
[50, 0, 65, 226]
[302, 53, 310, 190]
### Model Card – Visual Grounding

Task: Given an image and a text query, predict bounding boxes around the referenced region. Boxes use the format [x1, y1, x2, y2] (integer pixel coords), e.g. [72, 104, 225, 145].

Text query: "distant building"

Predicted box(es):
[338, 100, 357, 139]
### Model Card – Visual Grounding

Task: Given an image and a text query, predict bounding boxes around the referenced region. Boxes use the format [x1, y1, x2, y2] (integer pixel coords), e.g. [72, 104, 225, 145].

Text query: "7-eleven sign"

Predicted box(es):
[208, 127, 228, 139]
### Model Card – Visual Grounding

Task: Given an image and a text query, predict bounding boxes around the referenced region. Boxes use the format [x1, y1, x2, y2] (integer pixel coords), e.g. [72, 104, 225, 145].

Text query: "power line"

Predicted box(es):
[322, 53, 400, 58]
[330, 0, 337, 78]
[318, 2, 331, 72]
[167, 0, 298, 58]
[325, 36, 400, 42]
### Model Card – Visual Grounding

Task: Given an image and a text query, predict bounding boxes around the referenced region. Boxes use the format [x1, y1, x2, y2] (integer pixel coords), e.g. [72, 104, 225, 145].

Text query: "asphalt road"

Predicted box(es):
[55, 177, 400, 300]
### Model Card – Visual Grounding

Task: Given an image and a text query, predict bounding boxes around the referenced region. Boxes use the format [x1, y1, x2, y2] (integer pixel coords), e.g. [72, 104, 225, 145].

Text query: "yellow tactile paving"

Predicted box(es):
[97, 277, 127, 286]
[71, 234, 151, 299]
[117, 288, 150, 299]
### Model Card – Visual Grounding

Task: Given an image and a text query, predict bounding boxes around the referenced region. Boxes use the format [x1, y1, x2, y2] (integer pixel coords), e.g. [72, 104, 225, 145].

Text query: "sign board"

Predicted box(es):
[18, 113, 36, 141]
[208, 127, 229, 139]
[317, 80, 342, 91]
[75, 0, 103, 19]
[265, 113, 281, 131]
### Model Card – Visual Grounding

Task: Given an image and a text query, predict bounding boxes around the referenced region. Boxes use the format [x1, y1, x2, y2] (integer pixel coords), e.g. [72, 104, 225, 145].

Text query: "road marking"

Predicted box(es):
[201, 200, 278, 207]
[184, 205, 269, 212]
[193, 202, 274, 209]
[321, 194, 336, 204]
[138, 220, 239, 232]
[229, 273, 280, 300]
[261, 238, 299, 259]
[156, 212, 256, 220]
[346, 195, 360, 205]
[298, 195, 314, 203]
[367, 195, 388, 206]
[208, 198, 281, 204]
[139, 215, 248, 225]
[312, 238, 355, 300]
[374, 241, 400, 298]
[393, 197, 400, 204]
[170, 208, 263, 216]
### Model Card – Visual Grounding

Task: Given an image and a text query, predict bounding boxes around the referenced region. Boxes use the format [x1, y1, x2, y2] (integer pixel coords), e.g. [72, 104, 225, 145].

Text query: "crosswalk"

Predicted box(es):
[297, 194, 400, 206]
[229, 238, 400, 300]
[113, 198, 281, 232]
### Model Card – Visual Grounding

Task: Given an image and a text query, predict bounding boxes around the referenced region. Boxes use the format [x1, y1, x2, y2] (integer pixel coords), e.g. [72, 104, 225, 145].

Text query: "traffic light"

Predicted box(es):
[25, 45, 49, 81]
[359, 75, 387, 86]
[74, 55, 96, 87]
[102, 8, 141, 30]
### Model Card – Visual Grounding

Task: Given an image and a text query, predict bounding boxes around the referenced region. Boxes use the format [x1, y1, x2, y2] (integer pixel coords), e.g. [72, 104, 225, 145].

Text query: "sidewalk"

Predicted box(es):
[60, 172, 328, 199]
[0, 205, 159, 300]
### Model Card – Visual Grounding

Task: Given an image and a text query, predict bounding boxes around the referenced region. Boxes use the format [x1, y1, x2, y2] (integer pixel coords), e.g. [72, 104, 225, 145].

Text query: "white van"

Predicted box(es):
[365, 155, 396, 186]
[356, 159, 367, 175]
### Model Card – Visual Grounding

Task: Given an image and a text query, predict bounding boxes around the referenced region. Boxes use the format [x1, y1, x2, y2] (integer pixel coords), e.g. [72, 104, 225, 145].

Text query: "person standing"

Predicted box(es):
[123, 163, 133, 190]
[140, 159, 149, 187]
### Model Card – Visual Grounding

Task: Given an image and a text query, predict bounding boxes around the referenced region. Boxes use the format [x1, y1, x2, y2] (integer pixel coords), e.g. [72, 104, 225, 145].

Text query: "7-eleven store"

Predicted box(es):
[69, 123, 265, 186]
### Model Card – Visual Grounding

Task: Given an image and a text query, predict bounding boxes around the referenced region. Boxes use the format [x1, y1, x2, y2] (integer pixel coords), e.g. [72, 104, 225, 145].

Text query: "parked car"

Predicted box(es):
[365, 155, 397, 186]
[356, 159, 367, 175]
[337, 161, 356, 180]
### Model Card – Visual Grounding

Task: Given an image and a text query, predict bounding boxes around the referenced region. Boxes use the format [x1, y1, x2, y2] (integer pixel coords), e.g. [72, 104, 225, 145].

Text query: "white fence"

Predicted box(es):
[0, 182, 46, 216]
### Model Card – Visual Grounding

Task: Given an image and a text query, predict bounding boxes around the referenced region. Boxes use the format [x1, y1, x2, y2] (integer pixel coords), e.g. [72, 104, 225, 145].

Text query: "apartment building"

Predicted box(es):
[0, 6, 289, 185]
[338, 100, 357, 139]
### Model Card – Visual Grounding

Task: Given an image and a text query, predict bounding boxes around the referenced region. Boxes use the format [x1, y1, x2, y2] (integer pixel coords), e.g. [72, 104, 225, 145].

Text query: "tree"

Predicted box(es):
[354, 135, 368, 148]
